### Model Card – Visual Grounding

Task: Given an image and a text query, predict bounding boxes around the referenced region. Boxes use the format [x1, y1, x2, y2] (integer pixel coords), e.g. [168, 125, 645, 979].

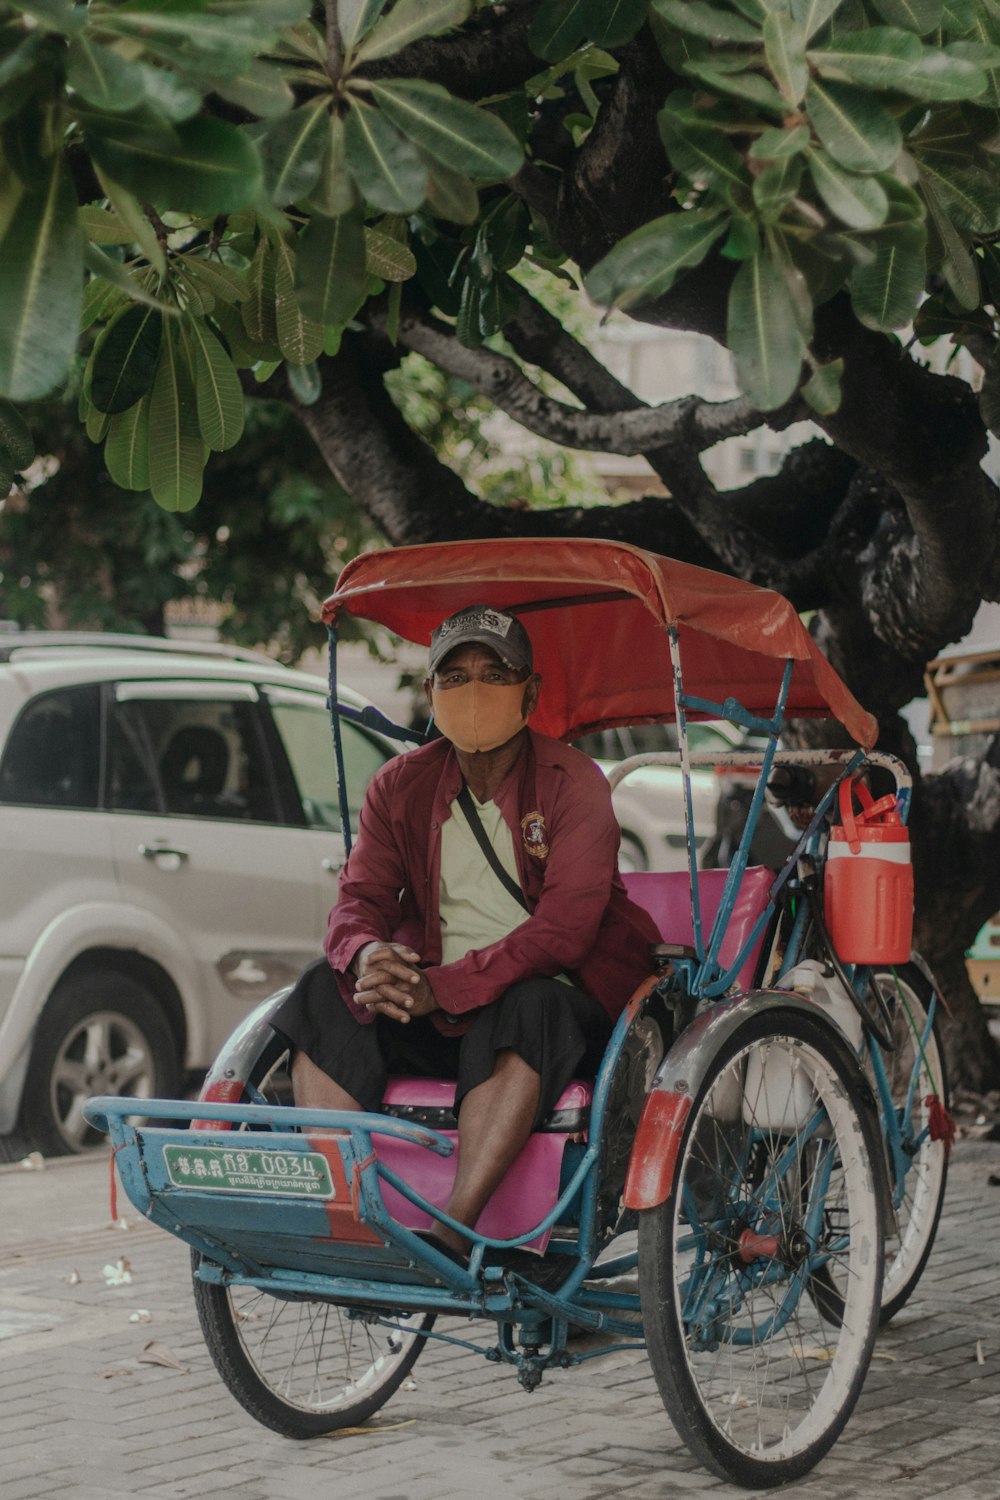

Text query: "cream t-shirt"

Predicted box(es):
[439, 791, 528, 965]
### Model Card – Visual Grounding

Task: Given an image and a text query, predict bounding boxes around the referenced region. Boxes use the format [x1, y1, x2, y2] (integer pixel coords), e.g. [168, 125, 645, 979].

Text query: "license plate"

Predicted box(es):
[163, 1144, 336, 1199]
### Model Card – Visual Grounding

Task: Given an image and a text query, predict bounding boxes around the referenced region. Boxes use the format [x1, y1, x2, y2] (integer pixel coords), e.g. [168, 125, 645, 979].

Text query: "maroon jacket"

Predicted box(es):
[325, 730, 659, 1031]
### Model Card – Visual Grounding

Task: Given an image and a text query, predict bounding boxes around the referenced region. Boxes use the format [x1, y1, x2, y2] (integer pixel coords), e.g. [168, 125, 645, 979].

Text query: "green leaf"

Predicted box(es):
[253, 101, 329, 206]
[0, 397, 33, 469]
[95, 168, 167, 278]
[584, 206, 728, 309]
[339, 0, 388, 51]
[242, 234, 279, 345]
[913, 293, 989, 340]
[916, 157, 1000, 232]
[752, 156, 804, 218]
[369, 79, 523, 179]
[180, 255, 249, 307]
[943, 0, 976, 30]
[683, 62, 788, 113]
[801, 357, 843, 412]
[659, 108, 751, 200]
[343, 100, 427, 212]
[0, 155, 82, 400]
[66, 37, 146, 111]
[980, 357, 1000, 438]
[91, 304, 163, 414]
[83, 111, 262, 215]
[356, 0, 470, 61]
[79, 205, 134, 246]
[765, 11, 808, 104]
[922, 175, 980, 306]
[870, 0, 943, 31]
[806, 78, 902, 171]
[147, 325, 204, 511]
[587, 0, 649, 47]
[133, 61, 202, 122]
[210, 59, 295, 119]
[104, 394, 151, 491]
[809, 26, 922, 88]
[272, 233, 325, 364]
[727, 251, 806, 409]
[850, 221, 926, 327]
[750, 124, 811, 159]
[791, 0, 845, 40]
[364, 225, 417, 280]
[184, 316, 245, 450]
[528, 0, 592, 61]
[295, 207, 368, 324]
[83, 243, 175, 312]
[309, 113, 357, 218]
[807, 148, 889, 227]
[652, 0, 762, 42]
[425, 161, 480, 223]
[288, 359, 322, 405]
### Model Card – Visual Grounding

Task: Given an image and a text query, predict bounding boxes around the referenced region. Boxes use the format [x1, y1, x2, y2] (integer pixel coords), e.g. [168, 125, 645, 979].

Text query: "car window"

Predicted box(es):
[267, 695, 390, 828]
[0, 684, 100, 809]
[109, 693, 279, 822]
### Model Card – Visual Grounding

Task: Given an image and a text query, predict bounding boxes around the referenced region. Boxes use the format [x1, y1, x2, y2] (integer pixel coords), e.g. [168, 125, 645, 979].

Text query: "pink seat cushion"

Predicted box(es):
[368, 871, 773, 1251]
[623, 866, 773, 990]
[375, 1078, 592, 1252]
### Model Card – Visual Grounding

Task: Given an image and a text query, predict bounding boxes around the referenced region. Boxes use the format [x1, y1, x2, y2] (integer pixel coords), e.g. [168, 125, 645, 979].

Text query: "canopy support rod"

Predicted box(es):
[667, 626, 705, 963]
[326, 621, 354, 858]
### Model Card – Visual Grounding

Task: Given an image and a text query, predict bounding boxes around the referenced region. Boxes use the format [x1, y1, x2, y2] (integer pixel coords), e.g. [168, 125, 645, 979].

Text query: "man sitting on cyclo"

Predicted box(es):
[273, 605, 659, 1262]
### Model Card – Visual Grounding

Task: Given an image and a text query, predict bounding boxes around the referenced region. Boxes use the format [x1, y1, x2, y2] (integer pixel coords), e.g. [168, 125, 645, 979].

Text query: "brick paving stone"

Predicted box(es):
[2, 1140, 1000, 1500]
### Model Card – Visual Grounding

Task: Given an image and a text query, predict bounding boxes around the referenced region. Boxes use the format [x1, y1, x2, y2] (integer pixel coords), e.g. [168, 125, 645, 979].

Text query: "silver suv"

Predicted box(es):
[0, 634, 399, 1155]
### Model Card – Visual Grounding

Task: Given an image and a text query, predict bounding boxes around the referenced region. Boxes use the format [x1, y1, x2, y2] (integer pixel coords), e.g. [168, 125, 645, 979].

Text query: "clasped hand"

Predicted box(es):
[353, 941, 438, 1023]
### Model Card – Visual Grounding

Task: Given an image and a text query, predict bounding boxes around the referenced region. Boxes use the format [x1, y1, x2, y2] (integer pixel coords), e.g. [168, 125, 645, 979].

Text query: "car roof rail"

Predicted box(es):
[0, 631, 277, 667]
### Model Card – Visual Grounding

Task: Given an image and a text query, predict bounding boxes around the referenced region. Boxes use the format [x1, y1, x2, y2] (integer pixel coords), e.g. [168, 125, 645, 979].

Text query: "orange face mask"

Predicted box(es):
[431, 680, 529, 753]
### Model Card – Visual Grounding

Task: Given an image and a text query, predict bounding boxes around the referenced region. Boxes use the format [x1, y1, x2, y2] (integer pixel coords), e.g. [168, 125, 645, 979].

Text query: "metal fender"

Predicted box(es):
[623, 989, 889, 1214]
[193, 987, 293, 1129]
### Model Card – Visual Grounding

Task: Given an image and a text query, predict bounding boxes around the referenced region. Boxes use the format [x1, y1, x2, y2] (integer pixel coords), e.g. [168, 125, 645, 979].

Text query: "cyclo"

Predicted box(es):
[86, 538, 950, 1489]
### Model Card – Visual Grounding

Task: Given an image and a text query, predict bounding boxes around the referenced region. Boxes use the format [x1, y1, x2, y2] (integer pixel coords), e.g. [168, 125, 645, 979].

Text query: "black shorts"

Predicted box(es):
[271, 959, 613, 1126]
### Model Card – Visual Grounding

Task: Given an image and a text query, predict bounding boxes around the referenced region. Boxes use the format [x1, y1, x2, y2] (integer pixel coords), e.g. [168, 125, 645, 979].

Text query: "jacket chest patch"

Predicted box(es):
[521, 811, 548, 859]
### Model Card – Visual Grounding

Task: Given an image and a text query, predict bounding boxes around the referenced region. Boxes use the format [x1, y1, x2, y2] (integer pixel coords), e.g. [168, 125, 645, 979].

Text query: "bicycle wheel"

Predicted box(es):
[192, 1024, 433, 1436]
[638, 1009, 883, 1488]
[871, 963, 949, 1325]
[192, 1259, 432, 1436]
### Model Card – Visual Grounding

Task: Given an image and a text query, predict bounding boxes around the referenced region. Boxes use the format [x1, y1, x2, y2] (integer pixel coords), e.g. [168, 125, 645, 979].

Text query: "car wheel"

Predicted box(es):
[617, 831, 648, 873]
[19, 971, 181, 1157]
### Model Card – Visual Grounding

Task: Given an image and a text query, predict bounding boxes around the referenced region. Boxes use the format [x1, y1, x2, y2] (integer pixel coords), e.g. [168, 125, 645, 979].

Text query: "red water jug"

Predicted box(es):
[824, 778, 913, 964]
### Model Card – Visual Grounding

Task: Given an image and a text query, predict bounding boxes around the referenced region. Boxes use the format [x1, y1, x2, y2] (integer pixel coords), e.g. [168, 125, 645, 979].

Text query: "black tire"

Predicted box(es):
[19, 970, 180, 1156]
[617, 831, 648, 873]
[871, 963, 949, 1325]
[638, 1009, 883, 1488]
[192, 1252, 433, 1437]
[192, 1020, 434, 1436]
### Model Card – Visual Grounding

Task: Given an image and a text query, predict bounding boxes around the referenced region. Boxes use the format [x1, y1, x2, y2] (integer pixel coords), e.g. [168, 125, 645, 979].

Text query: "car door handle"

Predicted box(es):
[139, 843, 189, 866]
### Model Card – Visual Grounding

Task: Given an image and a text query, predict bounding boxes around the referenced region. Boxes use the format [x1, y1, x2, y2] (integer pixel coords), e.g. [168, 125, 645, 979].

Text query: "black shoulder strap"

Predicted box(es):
[456, 784, 530, 913]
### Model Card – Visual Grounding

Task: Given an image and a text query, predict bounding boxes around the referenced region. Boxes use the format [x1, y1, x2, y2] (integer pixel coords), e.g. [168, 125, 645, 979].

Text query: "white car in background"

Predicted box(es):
[0, 633, 400, 1155]
[576, 723, 797, 874]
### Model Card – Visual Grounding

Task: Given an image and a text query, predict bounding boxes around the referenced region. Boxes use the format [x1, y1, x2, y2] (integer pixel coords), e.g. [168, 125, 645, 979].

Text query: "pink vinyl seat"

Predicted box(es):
[374, 866, 775, 1249]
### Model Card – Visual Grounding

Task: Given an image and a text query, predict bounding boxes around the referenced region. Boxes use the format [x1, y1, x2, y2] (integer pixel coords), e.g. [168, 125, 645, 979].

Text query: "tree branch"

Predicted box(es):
[379, 303, 763, 455]
[356, 0, 539, 99]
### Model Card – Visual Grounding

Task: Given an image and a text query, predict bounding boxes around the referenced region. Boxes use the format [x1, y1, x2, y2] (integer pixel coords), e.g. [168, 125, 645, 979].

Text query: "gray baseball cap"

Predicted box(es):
[428, 604, 533, 675]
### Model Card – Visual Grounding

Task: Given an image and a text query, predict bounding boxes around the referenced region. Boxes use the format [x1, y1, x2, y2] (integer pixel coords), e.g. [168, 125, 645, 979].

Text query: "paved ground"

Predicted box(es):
[1, 1138, 999, 1500]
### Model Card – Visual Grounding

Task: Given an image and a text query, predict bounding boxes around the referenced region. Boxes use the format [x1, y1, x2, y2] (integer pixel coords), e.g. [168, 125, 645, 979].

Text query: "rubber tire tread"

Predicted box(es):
[638, 1007, 884, 1489]
[873, 962, 949, 1326]
[19, 970, 180, 1156]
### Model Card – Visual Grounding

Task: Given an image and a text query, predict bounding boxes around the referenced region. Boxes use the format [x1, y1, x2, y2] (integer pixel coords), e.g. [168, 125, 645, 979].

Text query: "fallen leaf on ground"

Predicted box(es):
[102, 1257, 132, 1286]
[19, 1152, 45, 1171]
[977, 1339, 986, 1365]
[101, 1367, 132, 1380]
[64, 1269, 81, 1286]
[138, 1340, 188, 1373]
[129, 1309, 153, 1324]
[323, 1419, 417, 1438]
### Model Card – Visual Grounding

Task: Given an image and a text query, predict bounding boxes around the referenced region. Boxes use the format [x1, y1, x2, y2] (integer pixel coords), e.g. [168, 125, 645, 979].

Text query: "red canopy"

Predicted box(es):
[324, 538, 877, 749]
